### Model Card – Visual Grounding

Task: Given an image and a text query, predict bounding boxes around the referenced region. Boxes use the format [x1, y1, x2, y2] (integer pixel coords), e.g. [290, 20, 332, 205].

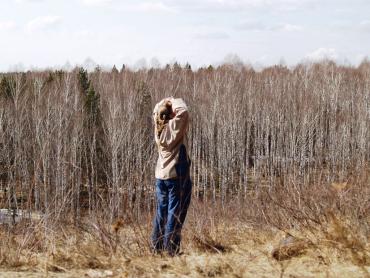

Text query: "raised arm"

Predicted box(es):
[158, 98, 189, 149]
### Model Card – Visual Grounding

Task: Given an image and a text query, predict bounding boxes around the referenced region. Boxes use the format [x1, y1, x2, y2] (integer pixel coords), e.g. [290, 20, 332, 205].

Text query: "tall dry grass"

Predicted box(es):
[0, 187, 369, 276]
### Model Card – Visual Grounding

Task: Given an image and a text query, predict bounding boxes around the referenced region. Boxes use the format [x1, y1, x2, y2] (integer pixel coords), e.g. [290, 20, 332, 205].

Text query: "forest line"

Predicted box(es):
[0, 60, 369, 221]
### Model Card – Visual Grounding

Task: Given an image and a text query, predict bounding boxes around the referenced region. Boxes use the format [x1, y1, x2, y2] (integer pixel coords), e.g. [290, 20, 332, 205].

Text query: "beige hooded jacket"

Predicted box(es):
[153, 97, 190, 180]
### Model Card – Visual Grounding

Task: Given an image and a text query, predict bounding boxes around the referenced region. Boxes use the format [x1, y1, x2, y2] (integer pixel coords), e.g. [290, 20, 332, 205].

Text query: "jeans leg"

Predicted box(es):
[175, 144, 192, 228]
[179, 177, 192, 225]
[169, 177, 192, 254]
[164, 179, 181, 256]
[151, 179, 168, 253]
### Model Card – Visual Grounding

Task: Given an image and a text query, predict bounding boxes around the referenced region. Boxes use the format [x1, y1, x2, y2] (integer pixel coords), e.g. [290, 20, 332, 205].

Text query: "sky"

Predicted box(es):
[0, 0, 369, 71]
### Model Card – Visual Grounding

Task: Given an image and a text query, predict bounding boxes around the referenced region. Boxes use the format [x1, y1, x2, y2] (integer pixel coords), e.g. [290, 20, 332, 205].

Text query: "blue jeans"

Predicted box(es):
[151, 146, 192, 255]
[152, 178, 192, 255]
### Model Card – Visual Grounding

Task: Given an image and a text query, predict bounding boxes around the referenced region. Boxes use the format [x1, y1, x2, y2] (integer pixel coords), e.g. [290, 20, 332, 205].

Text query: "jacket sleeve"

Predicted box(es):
[158, 98, 189, 149]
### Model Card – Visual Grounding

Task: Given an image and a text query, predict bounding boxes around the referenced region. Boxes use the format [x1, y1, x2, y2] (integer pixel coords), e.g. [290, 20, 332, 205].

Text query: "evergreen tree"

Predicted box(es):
[55, 70, 64, 80]
[76, 67, 100, 125]
[77, 67, 105, 210]
[120, 64, 126, 73]
[185, 62, 192, 71]
[173, 62, 182, 71]
[78, 67, 90, 95]
[94, 66, 102, 73]
[112, 65, 119, 74]
[0, 76, 12, 98]
[85, 84, 100, 127]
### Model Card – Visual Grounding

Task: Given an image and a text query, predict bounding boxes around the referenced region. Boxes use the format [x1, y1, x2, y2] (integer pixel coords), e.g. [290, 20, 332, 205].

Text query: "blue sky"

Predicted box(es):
[0, 0, 369, 71]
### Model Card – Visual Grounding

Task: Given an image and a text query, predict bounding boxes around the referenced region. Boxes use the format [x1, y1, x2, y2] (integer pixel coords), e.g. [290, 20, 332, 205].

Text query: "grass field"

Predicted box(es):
[1, 202, 369, 278]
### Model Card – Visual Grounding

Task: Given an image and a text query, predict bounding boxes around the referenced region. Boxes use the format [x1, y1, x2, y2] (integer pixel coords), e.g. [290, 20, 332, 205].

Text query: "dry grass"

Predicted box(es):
[1, 174, 369, 277]
[0, 208, 369, 278]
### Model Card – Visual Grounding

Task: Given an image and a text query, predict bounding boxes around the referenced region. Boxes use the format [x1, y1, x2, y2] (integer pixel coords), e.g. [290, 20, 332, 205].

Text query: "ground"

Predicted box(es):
[1, 230, 369, 278]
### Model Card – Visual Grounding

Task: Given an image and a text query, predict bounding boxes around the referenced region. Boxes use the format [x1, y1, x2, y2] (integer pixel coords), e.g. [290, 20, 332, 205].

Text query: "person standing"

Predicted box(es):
[151, 97, 192, 256]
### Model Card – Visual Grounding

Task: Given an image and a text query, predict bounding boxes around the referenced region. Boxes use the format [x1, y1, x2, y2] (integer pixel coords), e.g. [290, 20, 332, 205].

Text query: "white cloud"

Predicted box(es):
[235, 21, 303, 32]
[131, 2, 175, 12]
[0, 0, 368, 71]
[306, 48, 338, 61]
[275, 23, 303, 32]
[195, 31, 230, 39]
[360, 20, 370, 32]
[74, 30, 95, 38]
[15, 0, 44, 3]
[81, 0, 113, 6]
[26, 16, 61, 32]
[118, 2, 175, 13]
[159, 0, 318, 13]
[235, 20, 266, 31]
[0, 21, 16, 31]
